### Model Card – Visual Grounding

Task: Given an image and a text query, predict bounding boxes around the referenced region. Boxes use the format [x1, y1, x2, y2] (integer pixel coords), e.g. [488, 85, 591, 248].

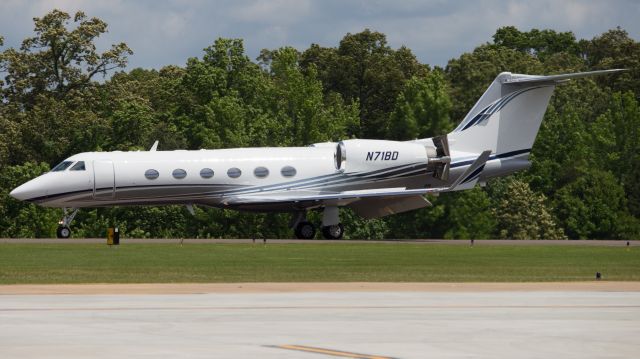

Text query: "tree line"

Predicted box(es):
[1, 10, 638, 239]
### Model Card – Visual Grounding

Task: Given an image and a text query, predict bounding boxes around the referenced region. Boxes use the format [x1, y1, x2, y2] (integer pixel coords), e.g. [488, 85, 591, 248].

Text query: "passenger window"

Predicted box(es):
[254, 166, 269, 178]
[145, 169, 159, 180]
[200, 168, 214, 178]
[281, 166, 297, 177]
[227, 168, 242, 178]
[51, 161, 74, 172]
[70, 161, 86, 171]
[172, 169, 187, 179]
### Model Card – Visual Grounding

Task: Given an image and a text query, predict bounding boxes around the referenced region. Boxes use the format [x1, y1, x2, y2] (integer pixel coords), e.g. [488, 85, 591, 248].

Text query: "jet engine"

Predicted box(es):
[335, 137, 451, 181]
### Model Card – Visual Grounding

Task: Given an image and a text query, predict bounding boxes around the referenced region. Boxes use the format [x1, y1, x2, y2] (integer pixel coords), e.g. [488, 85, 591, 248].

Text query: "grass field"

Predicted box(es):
[0, 243, 639, 284]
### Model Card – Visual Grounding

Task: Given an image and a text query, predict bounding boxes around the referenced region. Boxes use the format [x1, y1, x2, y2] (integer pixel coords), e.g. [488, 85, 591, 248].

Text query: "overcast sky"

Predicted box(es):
[1, 0, 639, 71]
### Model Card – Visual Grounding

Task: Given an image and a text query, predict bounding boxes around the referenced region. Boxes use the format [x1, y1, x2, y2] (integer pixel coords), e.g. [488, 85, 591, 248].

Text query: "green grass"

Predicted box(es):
[0, 243, 639, 284]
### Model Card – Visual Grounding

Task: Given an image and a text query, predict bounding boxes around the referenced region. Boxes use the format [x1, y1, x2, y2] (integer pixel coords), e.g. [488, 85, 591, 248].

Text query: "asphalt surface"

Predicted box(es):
[0, 238, 637, 246]
[1, 288, 638, 358]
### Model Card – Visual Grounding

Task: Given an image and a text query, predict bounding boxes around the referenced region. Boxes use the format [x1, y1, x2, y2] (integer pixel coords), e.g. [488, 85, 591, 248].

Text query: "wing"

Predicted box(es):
[225, 150, 491, 208]
[349, 195, 432, 218]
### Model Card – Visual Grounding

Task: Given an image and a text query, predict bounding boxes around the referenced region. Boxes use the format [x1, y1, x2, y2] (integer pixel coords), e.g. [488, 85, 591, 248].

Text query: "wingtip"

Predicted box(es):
[595, 68, 628, 74]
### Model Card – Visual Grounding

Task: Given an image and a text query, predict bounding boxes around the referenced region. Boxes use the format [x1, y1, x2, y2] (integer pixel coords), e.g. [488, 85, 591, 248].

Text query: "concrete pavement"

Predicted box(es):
[1, 289, 638, 358]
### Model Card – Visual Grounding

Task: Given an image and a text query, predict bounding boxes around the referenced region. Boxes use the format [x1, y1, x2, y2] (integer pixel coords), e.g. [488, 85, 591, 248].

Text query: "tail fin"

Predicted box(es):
[448, 69, 624, 156]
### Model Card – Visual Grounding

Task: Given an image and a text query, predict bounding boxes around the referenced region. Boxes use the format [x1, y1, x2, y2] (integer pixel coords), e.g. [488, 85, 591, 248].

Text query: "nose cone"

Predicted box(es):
[10, 177, 47, 202]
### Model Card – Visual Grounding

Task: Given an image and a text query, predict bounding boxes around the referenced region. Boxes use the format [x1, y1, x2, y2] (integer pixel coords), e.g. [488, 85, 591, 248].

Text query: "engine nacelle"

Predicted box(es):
[336, 139, 428, 173]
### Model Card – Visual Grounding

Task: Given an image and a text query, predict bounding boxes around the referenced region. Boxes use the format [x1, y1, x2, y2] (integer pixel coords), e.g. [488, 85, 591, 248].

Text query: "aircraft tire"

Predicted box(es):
[56, 226, 71, 239]
[294, 221, 316, 239]
[322, 223, 344, 239]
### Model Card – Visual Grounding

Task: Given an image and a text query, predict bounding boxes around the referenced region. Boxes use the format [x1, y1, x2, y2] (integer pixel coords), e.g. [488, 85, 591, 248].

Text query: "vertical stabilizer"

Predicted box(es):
[447, 69, 624, 157]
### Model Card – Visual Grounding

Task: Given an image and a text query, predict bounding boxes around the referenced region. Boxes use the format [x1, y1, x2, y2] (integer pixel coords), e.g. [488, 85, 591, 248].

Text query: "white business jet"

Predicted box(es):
[10, 69, 623, 239]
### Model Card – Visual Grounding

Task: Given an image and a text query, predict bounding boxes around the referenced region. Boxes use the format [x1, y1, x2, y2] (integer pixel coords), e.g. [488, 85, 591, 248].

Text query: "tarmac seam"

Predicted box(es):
[1, 305, 639, 312]
[269, 344, 396, 359]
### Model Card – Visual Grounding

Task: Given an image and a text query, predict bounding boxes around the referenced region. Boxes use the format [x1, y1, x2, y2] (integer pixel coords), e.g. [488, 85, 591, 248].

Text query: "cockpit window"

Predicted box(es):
[51, 161, 74, 172]
[70, 161, 86, 171]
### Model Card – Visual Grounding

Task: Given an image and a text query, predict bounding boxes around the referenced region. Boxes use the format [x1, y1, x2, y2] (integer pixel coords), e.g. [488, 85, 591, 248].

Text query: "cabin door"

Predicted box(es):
[93, 160, 115, 199]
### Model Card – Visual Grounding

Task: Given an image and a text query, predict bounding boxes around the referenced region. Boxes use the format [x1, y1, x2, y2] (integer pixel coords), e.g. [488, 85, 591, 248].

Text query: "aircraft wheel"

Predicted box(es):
[294, 221, 316, 239]
[322, 223, 344, 239]
[56, 226, 71, 239]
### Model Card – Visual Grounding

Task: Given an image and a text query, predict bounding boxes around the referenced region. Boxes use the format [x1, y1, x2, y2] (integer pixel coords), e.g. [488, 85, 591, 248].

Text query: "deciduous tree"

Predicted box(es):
[388, 70, 453, 140]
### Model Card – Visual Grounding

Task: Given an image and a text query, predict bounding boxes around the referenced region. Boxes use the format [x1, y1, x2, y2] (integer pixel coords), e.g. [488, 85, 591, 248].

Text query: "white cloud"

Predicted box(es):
[0, 0, 638, 69]
[231, 0, 312, 24]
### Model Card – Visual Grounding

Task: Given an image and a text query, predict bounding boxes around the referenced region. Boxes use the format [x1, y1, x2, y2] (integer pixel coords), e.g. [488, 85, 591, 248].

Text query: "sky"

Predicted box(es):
[1, 0, 639, 72]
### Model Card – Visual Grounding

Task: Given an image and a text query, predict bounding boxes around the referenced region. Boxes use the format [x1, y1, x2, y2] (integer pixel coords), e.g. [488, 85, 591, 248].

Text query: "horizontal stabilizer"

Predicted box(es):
[503, 69, 626, 85]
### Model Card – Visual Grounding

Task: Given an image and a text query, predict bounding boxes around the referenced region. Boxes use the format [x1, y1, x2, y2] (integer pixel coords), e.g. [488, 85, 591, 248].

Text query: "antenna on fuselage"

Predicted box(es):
[149, 140, 159, 151]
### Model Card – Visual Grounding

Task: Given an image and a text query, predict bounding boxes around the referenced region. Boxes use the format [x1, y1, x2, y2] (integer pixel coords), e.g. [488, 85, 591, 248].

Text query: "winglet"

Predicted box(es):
[447, 150, 491, 190]
[149, 140, 159, 151]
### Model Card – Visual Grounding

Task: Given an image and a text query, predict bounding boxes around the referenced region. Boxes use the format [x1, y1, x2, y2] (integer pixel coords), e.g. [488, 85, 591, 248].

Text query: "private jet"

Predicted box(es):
[10, 69, 623, 239]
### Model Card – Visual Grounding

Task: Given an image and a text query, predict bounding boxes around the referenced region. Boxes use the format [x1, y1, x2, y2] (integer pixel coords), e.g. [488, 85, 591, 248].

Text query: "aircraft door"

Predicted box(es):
[93, 161, 115, 199]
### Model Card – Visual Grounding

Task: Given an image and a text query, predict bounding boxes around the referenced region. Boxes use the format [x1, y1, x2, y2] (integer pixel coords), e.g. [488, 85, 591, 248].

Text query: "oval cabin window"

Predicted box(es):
[145, 169, 159, 180]
[281, 166, 297, 177]
[172, 169, 187, 179]
[227, 167, 242, 178]
[200, 168, 214, 178]
[254, 166, 269, 178]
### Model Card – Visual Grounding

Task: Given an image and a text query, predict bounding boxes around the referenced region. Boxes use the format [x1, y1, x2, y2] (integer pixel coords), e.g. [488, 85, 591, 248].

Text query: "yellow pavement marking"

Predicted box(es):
[274, 344, 395, 359]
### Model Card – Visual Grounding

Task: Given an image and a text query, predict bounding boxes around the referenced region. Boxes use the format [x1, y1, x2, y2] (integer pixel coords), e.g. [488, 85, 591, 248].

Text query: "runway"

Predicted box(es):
[1, 237, 637, 246]
[1, 284, 639, 358]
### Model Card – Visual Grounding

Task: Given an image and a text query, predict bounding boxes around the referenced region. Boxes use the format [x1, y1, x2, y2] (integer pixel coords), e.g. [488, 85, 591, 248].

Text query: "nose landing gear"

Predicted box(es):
[56, 226, 71, 239]
[57, 207, 78, 238]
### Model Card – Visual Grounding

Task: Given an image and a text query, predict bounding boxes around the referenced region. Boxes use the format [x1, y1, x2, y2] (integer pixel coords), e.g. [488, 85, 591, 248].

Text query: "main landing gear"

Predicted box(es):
[294, 221, 316, 239]
[321, 223, 344, 240]
[291, 207, 345, 240]
[57, 207, 78, 238]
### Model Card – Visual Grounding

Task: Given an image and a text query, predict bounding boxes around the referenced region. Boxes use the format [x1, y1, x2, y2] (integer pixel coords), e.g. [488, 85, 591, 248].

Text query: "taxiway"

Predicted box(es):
[0, 283, 638, 358]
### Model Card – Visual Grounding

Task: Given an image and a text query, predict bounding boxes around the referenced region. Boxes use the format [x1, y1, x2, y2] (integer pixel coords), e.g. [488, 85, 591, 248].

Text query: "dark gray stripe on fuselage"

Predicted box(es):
[275, 163, 427, 192]
[217, 162, 424, 196]
[28, 162, 429, 205]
